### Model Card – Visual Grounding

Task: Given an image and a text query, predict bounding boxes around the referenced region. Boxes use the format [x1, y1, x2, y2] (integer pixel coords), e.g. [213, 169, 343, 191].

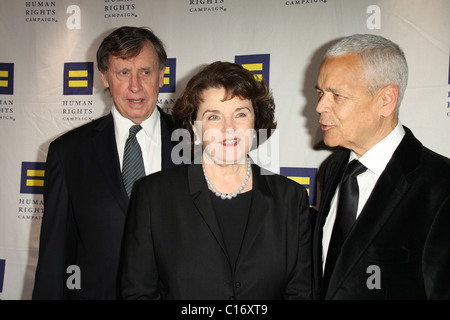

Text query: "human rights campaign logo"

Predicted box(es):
[63, 62, 94, 95]
[160, 58, 176, 93]
[20, 162, 45, 194]
[280, 167, 317, 206]
[0, 63, 14, 95]
[235, 54, 270, 85]
[0, 259, 5, 294]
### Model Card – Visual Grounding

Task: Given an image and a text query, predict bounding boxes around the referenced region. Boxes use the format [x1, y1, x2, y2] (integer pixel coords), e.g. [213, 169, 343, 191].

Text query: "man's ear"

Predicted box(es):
[100, 72, 110, 88]
[158, 66, 166, 89]
[379, 84, 399, 117]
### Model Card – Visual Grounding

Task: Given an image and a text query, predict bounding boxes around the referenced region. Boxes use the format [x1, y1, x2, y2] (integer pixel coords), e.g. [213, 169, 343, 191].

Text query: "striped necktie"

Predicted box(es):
[122, 125, 146, 198]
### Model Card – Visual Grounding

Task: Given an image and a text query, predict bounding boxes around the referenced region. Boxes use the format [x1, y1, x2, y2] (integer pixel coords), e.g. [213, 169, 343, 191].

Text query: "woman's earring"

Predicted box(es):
[251, 131, 258, 149]
[194, 135, 201, 145]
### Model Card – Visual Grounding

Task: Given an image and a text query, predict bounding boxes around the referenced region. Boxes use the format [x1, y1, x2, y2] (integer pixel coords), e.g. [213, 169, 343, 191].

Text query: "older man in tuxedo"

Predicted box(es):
[32, 26, 176, 299]
[313, 34, 450, 299]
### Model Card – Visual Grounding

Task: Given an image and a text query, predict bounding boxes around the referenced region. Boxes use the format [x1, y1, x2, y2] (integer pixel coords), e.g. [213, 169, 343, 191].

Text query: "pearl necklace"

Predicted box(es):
[202, 159, 252, 200]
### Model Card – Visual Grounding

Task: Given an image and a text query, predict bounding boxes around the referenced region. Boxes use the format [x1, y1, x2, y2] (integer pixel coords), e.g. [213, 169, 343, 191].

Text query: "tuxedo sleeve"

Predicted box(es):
[32, 141, 74, 299]
[120, 178, 160, 300]
[423, 195, 450, 299]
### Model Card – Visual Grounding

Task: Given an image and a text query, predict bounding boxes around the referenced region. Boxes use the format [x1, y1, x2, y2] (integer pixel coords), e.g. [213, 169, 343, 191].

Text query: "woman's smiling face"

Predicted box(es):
[193, 87, 255, 165]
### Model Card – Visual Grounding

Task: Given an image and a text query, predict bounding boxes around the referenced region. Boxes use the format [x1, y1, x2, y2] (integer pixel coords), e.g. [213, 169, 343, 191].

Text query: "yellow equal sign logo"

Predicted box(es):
[235, 54, 270, 85]
[26, 169, 45, 187]
[241, 63, 263, 81]
[287, 176, 311, 196]
[68, 70, 88, 87]
[280, 167, 317, 205]
[21, 162, 46, 194]
[164, 67, 171, 85]
[160, 58, 176, 93]
[64, 62, 93, 95]
[0, 70, 8, 87]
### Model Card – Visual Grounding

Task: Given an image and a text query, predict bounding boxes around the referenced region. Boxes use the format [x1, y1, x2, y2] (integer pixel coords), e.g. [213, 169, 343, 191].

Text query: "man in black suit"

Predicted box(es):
[32, 26, 176, 299]
[312, 34, 450, 299]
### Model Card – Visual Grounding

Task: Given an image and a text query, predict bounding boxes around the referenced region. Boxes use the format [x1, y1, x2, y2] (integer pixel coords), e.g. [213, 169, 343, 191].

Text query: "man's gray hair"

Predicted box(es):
[325, 34, 408, 109]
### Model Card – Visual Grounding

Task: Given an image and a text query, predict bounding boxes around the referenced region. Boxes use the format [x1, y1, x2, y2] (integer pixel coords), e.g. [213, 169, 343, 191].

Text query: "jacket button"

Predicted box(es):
[234, 281, 241, 288]
[229, 296, 235, 300]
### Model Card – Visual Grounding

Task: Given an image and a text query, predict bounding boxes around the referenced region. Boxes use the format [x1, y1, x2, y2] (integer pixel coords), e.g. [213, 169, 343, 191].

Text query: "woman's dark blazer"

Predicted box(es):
[120, 163, 312, 300]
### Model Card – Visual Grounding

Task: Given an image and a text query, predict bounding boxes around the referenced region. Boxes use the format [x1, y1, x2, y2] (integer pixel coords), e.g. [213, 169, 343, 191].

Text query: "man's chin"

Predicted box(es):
[323, 136, 340, 149]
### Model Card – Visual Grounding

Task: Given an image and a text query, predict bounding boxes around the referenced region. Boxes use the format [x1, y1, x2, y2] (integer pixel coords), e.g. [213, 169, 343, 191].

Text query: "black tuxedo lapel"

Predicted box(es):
[313, 150, 349, 298]
[326, 160, 411, 297]
[235, 164, 270, 272]
[326, 127, 422, 298]
[157, 107, 176, 170]
[92, 113, 129, 214]
[320, 153, 349, 226]
[188, 164, 229, 258]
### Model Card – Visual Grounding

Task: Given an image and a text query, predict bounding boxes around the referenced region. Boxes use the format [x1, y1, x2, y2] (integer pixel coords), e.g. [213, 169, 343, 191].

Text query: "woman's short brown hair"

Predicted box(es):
[172, 61, 277, 146]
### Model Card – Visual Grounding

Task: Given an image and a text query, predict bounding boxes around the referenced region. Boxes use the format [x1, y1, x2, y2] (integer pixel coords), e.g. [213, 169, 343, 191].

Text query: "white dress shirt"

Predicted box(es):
[322, 122, 405, 271]
[111, 105, 162, 176]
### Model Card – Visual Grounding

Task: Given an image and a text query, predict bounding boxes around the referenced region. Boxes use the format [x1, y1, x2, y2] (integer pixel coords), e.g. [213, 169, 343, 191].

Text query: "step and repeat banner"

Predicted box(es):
[0, 0, 449, 299]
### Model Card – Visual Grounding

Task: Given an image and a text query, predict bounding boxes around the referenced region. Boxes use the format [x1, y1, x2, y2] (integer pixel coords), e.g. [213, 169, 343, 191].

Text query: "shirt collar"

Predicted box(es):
[111, 105, 161, 144]
[350, 121, 405, 176]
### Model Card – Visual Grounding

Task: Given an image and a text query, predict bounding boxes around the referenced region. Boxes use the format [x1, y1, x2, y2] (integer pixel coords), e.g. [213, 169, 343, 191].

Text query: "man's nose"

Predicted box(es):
[316, 94, 329, 114]
[128, 74, 142, 93]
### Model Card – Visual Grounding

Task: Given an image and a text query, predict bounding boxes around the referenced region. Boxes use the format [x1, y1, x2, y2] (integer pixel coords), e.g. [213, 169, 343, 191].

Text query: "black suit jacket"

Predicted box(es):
[32, 107, 176, 300]
[121, 163, 312, 300]
[312, 126, 450, 299]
